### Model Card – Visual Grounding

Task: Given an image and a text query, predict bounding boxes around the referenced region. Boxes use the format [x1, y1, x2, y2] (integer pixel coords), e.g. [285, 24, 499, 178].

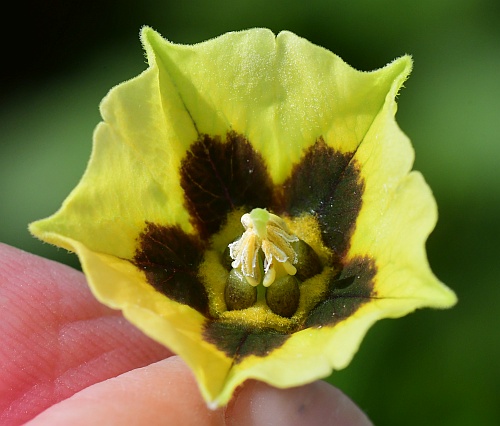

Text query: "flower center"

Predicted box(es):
[228, 208, 299, 287]
[200, 208, 328, 320]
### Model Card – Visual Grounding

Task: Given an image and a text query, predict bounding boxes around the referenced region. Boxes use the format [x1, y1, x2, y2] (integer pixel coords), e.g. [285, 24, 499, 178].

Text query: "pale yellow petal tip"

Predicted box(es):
[28, 220, 41, 238]
[394, 54, 413, 95]
[435, 284, 458, 309]
[28, 219, 76, 254]
[410, 278, 458, 311]
[391, 54, 413, 74]
[382, 55, 413, 101]
[206, 390, 233, 411]
[207, 401, 219, 411]
[197, 378, 236, 410]
[425, 266, 458, 309]
[140, 25, 160, 45]
[28, 218, 52, 243]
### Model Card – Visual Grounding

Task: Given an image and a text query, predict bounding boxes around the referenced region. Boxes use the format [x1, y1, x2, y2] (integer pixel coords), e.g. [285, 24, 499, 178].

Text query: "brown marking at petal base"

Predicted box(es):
[304, 256, 376, 328]
[276, 138, 364, 259]
[203, 321, 290, 363]
[180, 132, 274, 240]
[134, 222, 210, 315]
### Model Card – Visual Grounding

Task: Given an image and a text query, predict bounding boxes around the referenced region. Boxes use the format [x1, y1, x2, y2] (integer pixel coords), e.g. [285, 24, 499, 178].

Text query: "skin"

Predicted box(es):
[0, 243, 372, 425]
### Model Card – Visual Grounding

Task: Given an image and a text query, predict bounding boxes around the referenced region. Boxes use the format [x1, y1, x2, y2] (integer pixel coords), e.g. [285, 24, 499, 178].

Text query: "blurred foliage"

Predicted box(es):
[1, 1, 499, 424]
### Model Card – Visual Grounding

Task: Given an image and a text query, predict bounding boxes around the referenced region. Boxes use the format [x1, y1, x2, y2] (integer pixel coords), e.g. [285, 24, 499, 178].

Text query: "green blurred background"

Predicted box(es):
[1, 0, 499, 424]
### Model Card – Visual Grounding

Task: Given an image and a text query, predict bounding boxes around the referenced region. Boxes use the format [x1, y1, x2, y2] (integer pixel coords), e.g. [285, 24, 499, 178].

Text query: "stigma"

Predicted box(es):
[228, 208, 299, 287]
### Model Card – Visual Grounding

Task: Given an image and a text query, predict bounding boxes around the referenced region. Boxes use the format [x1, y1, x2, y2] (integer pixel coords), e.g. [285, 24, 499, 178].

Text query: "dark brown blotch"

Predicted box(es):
[304, 256, 377, 328]
[276, 138, 364, 259]
[203, 321, 290, 363]
[133, 134, 369, 338]
[180, 132, 274, 239]
[133, 222, 210, 315]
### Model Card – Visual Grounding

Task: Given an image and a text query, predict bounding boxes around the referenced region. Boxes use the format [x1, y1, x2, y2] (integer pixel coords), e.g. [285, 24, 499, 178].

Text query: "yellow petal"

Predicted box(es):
[349, 56, 457, 310]
[30, 64, 197, 258]
[141, 27, 408, 183]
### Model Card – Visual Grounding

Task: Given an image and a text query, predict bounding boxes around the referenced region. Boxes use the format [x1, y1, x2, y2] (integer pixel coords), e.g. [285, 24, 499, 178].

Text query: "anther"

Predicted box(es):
[228, 208, 298, 287]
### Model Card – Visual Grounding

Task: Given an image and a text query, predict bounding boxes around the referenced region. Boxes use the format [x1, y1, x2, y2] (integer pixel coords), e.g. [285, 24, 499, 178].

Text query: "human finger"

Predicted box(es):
[0, 244, 171, 424]
[26, 356, 224, 426]
[225, 379, 372, 426]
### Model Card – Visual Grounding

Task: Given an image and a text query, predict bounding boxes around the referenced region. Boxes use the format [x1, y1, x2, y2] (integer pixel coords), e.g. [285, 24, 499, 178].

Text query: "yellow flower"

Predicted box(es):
[30, 27, 457, 408]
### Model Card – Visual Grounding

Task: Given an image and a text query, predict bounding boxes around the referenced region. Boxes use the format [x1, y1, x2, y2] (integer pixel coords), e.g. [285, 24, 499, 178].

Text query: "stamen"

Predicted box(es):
[228, 208, 299, 287]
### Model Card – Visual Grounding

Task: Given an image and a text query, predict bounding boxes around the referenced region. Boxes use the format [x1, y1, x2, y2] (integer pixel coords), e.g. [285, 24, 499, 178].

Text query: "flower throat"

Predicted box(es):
[223, 208, 322, 317]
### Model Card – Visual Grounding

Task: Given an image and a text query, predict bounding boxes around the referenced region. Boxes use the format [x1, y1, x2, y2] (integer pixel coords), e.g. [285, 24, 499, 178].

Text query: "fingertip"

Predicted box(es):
[26, 357, 224, 426]
[225, 380, 372, 426]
